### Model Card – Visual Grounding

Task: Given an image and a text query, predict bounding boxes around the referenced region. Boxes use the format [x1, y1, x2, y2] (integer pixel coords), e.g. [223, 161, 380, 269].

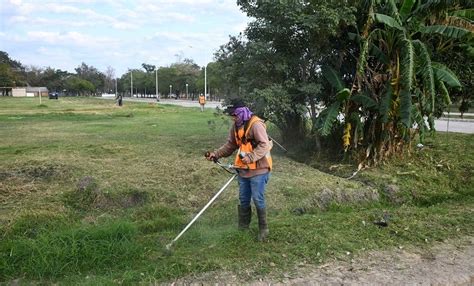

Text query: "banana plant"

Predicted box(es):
[318, 0, 469, 164]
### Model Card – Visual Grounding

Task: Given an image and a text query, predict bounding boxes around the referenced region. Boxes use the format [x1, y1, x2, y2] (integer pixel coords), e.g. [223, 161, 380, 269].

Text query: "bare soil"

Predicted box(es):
[171, 237, 474, 285]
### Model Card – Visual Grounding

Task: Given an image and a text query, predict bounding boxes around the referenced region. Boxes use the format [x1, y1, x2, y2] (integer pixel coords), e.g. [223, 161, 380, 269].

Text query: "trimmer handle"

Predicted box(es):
[205, 151, 218, 163]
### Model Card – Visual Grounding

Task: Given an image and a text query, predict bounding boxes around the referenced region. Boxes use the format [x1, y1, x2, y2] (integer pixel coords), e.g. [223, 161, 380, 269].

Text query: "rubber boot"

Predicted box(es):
[238, 205, 251, 230]
[256, 208, 269, 241]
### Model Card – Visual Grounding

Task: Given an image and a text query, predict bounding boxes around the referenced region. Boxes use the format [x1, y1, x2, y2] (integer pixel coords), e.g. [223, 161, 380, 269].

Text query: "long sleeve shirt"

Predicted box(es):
[214, 120, 272, 178]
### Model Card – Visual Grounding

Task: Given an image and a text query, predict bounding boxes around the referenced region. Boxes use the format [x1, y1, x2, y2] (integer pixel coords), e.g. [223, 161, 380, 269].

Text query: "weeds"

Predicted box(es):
[0, 221, 141, 280]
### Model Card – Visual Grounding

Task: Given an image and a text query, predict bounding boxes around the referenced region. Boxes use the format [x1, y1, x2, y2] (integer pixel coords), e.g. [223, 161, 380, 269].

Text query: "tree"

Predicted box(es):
[66, 76, 95, 96]
[427, 3, 474, 116]
[119, 69, 148, 96]
[156, 67, 177, 97]
[0, 51, 25, 89]
[75, 62, 106, 95]
[141, 63, 156, 73]
[22, 66, 70, 93]
[104, 66, 116, 94]
[0, 51, 23, 70]
[0, 64, 16, 88]
[171, 59, 200, 97]
[217, 0, 357, 143]
[204, 61, 226, 100]
[318, 0, 471, 164]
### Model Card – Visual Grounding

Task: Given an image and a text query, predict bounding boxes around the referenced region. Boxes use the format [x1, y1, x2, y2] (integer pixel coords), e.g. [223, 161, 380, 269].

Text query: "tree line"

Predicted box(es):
[0, 52, 226, 99]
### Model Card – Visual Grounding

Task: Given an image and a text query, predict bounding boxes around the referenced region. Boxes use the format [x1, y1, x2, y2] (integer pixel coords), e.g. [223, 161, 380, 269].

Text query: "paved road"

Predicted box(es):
[122, 97, 223, 109]
[110, 97, 474, 134]
[434, 118, 474, 134]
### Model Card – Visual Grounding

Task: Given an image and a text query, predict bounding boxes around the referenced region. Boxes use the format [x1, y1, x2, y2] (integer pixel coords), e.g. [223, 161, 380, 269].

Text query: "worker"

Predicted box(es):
[199, 93, 206, 112]
[206, 99, 272, 241]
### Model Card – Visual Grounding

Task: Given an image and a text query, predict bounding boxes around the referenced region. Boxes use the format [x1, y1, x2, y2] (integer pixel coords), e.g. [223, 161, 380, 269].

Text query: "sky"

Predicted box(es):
[0, 0, 250, 77]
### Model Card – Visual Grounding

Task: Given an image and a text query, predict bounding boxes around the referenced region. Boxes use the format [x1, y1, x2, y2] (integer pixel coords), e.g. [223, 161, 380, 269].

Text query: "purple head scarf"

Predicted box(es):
[233, 107, 253, 128]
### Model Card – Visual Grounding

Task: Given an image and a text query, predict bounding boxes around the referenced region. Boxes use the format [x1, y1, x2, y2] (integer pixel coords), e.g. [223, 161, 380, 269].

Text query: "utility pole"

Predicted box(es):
[130, 71, 133, 97]
[204, 65, 207, 100]
[155, 68, 159, 100]
[186, 83, 188, 99]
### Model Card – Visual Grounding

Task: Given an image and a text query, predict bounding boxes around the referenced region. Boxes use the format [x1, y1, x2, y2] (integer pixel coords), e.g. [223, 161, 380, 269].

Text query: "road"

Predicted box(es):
[122, 97, 223, 109]
[433, 118, 474, 134]
[111, 97, 474, 134]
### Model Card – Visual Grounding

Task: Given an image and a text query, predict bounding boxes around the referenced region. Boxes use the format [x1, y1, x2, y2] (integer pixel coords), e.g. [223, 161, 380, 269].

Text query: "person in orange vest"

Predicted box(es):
[206, 99, 272, 241]
[198, 93, 206, 112]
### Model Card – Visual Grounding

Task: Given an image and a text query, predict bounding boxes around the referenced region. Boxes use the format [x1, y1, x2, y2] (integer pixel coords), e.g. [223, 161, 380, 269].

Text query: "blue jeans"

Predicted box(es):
[237, 172, 270, 209]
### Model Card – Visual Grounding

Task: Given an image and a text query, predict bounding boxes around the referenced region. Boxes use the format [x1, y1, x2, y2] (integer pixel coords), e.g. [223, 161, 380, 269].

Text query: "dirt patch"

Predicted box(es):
[0, 162, 66, 182]
[293, 187, 380, 214]
[382, 184, 405, 204]
[171, 237, 474, 285]
[65, 176, 148, 210]
[0, 162, 64, 204]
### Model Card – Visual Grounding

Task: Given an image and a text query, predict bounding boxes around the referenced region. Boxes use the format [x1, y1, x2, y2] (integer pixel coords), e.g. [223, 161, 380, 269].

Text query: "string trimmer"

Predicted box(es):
[164, 153, 240, 253]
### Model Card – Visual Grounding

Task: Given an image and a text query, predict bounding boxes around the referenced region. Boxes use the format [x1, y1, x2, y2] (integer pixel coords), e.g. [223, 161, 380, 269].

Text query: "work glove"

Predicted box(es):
[241, 155, 251, 164]
[238, 151, 252, 164]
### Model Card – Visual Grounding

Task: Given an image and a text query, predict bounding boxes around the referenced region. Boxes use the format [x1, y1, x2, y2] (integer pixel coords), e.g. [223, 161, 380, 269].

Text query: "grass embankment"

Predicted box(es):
[0, 97, 472, 284]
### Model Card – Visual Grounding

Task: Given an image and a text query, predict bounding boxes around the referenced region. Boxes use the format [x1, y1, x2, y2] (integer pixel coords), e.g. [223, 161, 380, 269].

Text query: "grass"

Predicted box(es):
[0, 97, 473, 284]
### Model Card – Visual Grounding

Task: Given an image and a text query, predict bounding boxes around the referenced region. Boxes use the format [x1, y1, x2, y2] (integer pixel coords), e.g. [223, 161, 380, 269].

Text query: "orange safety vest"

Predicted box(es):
[234, 116, 272, 170]
[199, 95, 205, 104]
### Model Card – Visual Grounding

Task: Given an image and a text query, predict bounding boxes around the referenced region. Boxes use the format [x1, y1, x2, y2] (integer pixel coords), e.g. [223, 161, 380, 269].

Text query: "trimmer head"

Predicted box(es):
[163, 243, 173, 256]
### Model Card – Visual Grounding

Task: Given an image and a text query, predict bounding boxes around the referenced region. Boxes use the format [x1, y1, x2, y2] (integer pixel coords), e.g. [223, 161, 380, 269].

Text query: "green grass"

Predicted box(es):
[0, 97, 473, 284]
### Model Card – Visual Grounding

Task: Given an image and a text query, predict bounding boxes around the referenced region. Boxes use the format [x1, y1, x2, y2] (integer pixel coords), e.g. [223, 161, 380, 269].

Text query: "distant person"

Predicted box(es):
[199, 93, 205, 112]
[117, 94, 123, 106]
[206, 99, 273, 241]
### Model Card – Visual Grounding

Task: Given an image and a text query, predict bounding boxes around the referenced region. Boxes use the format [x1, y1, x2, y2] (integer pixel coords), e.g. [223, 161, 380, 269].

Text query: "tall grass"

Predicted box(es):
[1, 221, 141, 280]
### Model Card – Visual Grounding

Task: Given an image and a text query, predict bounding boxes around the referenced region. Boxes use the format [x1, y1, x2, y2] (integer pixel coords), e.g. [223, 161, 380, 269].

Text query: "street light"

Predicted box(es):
[186, 83, 188, 99]
[169, 84, 172, 98]
[204, 65, 207, 100]
[155, 68, 159, 101]
[130, 71, 133, 97]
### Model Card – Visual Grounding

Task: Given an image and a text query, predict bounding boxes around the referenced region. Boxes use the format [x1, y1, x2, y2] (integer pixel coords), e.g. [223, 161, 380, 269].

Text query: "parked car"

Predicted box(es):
[49, 92, 58, 99]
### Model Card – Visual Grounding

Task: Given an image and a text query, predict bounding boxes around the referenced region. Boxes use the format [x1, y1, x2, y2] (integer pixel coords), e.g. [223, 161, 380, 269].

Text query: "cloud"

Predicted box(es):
[25, 31, 118, 47]
[4, 2, 137, 30]
[1, 0, 249, 76]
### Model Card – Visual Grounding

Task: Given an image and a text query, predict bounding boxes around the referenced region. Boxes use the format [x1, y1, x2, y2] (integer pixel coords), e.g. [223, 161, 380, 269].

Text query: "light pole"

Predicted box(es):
[130, 71, 133, 97]
[155, 68, 159, 101]
[169, 84, 172, 98]
[186, 83, 188, 99]
[204, 65, 207, 100]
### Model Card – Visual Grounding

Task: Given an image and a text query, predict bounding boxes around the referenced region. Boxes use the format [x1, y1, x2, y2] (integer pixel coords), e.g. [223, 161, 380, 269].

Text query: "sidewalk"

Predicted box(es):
[438, 117, 474, 122]
[443, 112, 474, 116]
[440, 111, 474, 122]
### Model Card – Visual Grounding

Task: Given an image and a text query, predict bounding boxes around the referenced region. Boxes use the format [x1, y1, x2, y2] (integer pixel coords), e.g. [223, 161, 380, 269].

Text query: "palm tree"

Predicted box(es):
[319, 0, 471, 165]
